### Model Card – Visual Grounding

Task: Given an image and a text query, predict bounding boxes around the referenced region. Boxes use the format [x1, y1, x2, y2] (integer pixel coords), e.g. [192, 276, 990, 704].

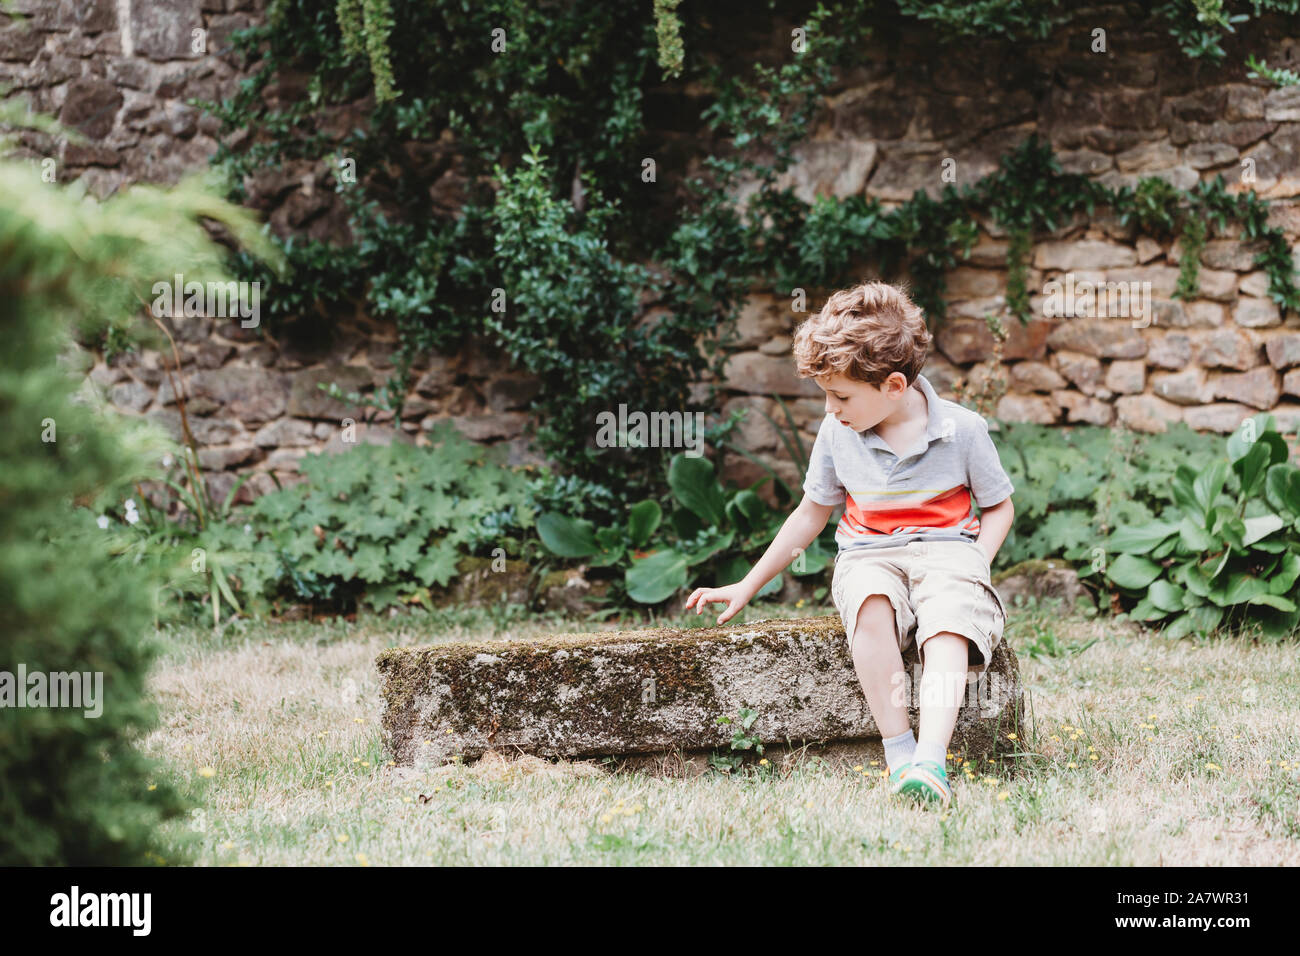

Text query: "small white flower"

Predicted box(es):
[97, 515, 109, 530]
[124, 498, 136, 511]
[125, 509, 139, 525]
[243, 523, 252, 535]
[162, 454, 173, 468]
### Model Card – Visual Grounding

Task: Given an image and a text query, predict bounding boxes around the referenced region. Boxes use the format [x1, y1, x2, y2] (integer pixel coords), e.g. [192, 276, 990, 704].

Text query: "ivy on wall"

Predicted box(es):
[202, 0, 1299, 521]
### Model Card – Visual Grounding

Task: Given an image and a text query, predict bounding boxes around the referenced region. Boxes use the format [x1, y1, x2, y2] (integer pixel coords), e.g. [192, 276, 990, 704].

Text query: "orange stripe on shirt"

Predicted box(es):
[841, 485, 975, 536]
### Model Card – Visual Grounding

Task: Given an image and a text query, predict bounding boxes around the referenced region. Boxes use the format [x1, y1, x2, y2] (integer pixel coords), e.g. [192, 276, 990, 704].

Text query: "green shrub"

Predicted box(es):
[109, 445, 276, 628]
[247, 425, 538, 613]
[990, 421, 1225, 569]
[0, 148, 275, 863]
[206, 2, 1297, 522]
[1093, 414, 1300, 639]
[538, 447, 835, 606]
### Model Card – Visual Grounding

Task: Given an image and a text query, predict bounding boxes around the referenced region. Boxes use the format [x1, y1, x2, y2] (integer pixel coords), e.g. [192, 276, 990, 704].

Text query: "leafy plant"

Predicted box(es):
[112, 446, 277, 628]
[1092, 414, 1300, 639]
[0, 135, 274, 863]
[200, 0, 1299, 534]
[709, 707, 764, 773]
[537, 450, 835, 605]
[990, 421, 1227, 570]
[1246, 53, 1300, 87]
[248, 422, 537, 613]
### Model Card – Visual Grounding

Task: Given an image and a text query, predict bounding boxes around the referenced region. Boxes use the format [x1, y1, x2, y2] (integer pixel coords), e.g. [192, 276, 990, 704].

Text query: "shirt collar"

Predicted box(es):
[857, 373, 944, 457]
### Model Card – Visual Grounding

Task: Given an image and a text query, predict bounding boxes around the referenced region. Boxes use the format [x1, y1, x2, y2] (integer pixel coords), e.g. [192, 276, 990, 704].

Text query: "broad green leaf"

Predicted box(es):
[1265, 463, 1300, 517]
[1178, 562, 1211, 598]
[728, 489, 770, 530]
[1151, 535, 1180, 559]
[627, 500, 662, 548]
[1231, 439, 1272, 499]
[1227, 414, 1282, 463]
[387, 533, 423, 572]
[363, 584, 402, 613]
[1128, 595, 1168, 621]
[1147, 579, 1186, 613]
[1171, 464, 1200, 516]
[1107, 520, 1178, 554]
[1193, 460, 1229, 516]
[1105, 553, 1163, 590]
[671, 506, 702, 541]
[316, 548, 354, 578]
[412, 540, 459, 588]
[1253, 537, 1290, 553]
[1186, 604, 1224, 634]
[626, 549, 689, 604]
[594, 525, 625, 552]
[1242, 514, 1285, 546]
[1166, 606, 1221, 639]
[1178, 516, 1214, 552]
[353, 542, 388, 583]
[536, 512, 599, 558]
[1256, 603, 1300, 637]
[1220, 573, 1269, 606]
[1268, 552, 1300, 595]
[715, 556, 750, 586]
[1248, 593, 1297, 612]
[669, 454, 726, 527]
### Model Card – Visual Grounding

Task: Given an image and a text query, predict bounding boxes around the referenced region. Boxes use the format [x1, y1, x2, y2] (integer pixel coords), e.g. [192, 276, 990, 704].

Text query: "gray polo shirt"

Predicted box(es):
[801, 373, 1014, 555]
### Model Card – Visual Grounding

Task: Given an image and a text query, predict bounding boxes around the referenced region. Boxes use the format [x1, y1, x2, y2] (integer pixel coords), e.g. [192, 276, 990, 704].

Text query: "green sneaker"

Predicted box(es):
[887, 762, 912, 794]
[897, 759, 953, 808]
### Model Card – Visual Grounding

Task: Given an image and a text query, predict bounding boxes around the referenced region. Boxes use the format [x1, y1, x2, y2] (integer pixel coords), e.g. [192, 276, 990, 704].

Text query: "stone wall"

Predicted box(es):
[2, 0, 259, 197]
[6, 2, 1300, 504]
[712, 11, 1300, 494]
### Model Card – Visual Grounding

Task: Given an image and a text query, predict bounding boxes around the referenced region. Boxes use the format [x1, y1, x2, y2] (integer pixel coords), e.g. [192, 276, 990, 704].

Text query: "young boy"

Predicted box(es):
[684, 280, 1015, 808]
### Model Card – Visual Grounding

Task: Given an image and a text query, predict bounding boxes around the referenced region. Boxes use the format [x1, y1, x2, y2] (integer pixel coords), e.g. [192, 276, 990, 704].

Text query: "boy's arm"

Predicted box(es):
[965, 416, 1016, 565]
[975, 496, 1014, 564]
[739, 494, 835, 597]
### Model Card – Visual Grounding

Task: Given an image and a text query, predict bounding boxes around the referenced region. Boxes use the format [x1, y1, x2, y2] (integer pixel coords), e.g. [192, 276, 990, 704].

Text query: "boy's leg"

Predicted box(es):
[914, 632, 972, 760]
[850, 594, 911, 739]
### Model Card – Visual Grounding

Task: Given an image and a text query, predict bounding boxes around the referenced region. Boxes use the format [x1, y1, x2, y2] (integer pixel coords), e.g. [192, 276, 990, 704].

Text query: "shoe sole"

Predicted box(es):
[897, 768, 952, 808]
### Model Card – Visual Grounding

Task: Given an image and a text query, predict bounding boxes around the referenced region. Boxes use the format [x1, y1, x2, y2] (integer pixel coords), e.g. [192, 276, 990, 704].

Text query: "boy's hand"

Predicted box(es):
[684, 581, 755, 625]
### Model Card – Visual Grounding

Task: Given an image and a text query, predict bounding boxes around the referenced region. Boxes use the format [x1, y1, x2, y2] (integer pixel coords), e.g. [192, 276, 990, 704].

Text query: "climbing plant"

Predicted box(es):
[201, 0, 1299, 522]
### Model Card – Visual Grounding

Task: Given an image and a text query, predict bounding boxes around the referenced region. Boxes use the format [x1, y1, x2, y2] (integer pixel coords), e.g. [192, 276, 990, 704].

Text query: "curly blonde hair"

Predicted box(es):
[791, 280, 932, 387]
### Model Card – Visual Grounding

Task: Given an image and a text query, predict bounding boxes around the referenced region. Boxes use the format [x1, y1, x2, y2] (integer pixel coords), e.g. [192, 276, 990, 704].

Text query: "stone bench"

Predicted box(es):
[377, 616, 1024, 774]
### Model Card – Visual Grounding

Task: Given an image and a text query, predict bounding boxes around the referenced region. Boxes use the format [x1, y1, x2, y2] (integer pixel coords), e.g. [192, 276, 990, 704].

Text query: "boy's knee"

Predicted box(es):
[853, 594, 897, 641]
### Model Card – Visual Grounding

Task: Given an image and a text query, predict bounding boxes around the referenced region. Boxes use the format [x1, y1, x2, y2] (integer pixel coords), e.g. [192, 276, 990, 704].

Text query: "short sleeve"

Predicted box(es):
[802, 416, 846, 506]
[967, 418, 1015, 508]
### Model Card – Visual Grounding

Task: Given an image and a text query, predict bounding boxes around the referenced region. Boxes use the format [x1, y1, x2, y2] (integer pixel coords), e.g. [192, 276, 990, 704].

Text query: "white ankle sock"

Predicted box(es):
[913, 740, 947, 768]
[882, 729, 916, 771]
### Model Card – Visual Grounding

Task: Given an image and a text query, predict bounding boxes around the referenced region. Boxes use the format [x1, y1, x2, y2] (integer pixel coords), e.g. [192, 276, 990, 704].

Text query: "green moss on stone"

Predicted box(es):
[992, 558, 1073, 586]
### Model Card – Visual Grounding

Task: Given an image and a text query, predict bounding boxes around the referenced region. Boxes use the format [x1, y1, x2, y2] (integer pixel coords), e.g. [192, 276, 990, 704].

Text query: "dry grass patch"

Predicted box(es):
[142, 601, 1300, 865]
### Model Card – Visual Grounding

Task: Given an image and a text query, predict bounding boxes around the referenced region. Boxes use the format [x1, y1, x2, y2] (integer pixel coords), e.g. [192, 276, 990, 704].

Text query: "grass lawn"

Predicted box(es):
[144, 599, 1300, 865]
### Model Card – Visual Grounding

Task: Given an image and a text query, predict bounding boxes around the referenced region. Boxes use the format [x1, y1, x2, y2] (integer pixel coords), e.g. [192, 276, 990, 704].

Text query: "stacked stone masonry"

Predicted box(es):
[5, 2, 1299, 502]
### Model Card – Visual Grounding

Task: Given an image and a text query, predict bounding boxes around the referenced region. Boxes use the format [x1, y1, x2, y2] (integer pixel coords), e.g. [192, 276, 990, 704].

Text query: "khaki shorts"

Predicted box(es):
[830, 539, 1008, 677]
